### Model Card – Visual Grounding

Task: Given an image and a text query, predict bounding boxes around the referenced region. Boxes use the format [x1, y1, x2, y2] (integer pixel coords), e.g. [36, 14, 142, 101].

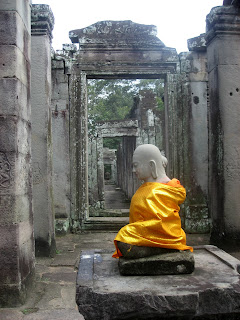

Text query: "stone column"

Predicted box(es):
[206, 6, 240, 246]
[178, 35, 209, 233]
[0, 0, 34, 306]
[96, 133, 105, 208]
[70, 71, 88, 229]
[164, 74, 178, 178]
[51, 46, 76, 235]
[31, 4, 55, 256]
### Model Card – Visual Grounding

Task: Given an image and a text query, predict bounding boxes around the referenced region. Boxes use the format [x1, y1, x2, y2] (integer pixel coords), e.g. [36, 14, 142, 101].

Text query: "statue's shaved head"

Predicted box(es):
[133, 144, 162, 162]
[132, 144, 168, 183]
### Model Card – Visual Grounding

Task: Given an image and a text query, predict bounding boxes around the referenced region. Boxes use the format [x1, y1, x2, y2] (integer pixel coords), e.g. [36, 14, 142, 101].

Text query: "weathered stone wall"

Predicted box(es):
[0, 0, 34, 306]
[135, 89, 164, 150]
[103, 148, 117, 184]
[116, 89, 165, 200]
[88, 133, 104, 210]
[206, 5, 240, 246]
[117, 136, 138, 200]
[88, 120, 138, 210]
[177, 35, 209, 233]
[69, 71, 89, 230]
[88, 135, 100, 209]
[31, 4, 55, 256]
[51, 45, 76, 235]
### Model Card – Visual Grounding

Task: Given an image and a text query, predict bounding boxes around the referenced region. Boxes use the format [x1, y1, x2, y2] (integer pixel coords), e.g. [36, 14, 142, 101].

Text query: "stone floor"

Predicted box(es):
[0, 232, 115, 320]
[104, 184, 130, 209]
[0, 232, 239, 320]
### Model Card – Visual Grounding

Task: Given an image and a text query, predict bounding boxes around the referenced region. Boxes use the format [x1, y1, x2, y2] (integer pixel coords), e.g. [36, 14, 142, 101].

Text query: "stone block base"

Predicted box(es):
[55, 218, 70, 236]
[118, 250, 195, 275]
[76, 246, 240, 320]
[0, 271, 34, 307]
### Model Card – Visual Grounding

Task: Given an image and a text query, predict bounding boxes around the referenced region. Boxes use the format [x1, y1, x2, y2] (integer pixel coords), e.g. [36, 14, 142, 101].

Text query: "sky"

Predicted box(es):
[32, 0, 223, 54]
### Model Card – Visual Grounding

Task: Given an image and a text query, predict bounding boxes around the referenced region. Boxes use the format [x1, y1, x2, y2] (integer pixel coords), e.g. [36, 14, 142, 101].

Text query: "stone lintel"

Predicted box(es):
[96, 120, 138, 138]
[62, 43, 77, 52]
[206, 5, 240, 44]
[187, 33, 206, 52]
[96, 119, 138, 129]
[73, 45, 179, 76]
[31, 4, 54, 39]
[76, 246, 240, 320]
[69, 20, 164, 49]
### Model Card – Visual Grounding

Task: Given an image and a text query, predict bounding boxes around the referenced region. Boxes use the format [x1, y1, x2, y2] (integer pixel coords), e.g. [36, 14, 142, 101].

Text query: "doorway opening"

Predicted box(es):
[87, 78, 165, 220]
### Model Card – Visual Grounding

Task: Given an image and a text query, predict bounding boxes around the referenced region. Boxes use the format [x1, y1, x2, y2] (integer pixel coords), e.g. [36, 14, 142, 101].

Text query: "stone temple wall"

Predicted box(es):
[177, 36, 209, 233]
[2, 1, 240, 306]
[31, 4, 55, 257]
[0, 0, 34, 306]
[51, 44, 76, 235]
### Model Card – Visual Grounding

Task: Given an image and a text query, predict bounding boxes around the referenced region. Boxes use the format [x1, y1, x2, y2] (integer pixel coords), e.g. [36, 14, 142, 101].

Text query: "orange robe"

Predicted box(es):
[113, 179, 193, 258]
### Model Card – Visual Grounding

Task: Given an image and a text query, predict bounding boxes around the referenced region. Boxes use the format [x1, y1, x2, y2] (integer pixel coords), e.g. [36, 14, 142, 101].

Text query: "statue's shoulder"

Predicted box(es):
[167, 178, 182, 188]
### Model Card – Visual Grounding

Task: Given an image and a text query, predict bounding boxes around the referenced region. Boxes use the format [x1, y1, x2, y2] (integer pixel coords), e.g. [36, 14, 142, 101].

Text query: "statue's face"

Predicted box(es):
[132, 151, 152, 182]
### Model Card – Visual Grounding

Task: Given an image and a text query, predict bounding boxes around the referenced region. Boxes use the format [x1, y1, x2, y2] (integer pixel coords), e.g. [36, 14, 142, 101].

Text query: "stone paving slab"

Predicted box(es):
[0, 310, 24, 320]
[50, 251, 80, 267]
[0, 233, 233, 320]
[76, 245, 240, 320]
[23, 309, 84, 320]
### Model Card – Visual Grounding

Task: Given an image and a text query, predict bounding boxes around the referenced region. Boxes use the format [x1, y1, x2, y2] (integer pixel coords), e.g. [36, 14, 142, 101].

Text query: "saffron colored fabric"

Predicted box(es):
[113, 179, 193, 258]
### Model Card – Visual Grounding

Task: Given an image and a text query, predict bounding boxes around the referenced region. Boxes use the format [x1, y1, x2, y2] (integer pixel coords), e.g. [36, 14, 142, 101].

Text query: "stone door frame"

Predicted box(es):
[95, 120, 139, 208]
[69, 21, 179, 229]
[70, 72, 179, 229]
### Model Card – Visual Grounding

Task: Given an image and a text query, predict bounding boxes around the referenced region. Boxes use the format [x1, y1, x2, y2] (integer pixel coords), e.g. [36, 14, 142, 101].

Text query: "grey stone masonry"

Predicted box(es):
[118, 250, 195, 275]
[69, 21, 179, 230]
[0, 0, 35, 307]
[206, 6, 240, 246]
[76, 246, 240, 319]
[178, 36, 209, 234]
[31, 4, 56, 256]
[51, 45, 77, 235]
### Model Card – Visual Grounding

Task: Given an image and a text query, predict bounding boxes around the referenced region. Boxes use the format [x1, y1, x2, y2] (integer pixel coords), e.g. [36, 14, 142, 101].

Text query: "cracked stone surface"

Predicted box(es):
[76, 245, 240, 320]
[1, 232, 240, 320]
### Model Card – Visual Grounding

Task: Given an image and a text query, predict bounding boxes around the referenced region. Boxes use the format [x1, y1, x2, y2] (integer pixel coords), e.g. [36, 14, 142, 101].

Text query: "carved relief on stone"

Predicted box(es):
[69, 20, 165, 48]
[0, 152, 11, 189]
[33, 162, 43, 185]
[81, 21, 157, 36]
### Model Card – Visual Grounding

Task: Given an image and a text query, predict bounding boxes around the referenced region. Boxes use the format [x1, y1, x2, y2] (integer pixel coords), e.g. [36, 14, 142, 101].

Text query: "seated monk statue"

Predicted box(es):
[113, 144, 193, 259]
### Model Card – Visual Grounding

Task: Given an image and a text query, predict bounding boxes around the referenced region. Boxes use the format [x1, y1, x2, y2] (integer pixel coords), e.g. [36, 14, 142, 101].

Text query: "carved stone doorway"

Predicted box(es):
[69, 21, 179, 230]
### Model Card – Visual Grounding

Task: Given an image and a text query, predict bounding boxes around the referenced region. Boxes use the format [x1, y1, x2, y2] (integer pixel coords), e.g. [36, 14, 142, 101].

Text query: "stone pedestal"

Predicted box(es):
[76, 246, 240, 319]
[31, 4, 56, 256]
[118, 251, 195, 275]
[206, 6, 240, 246]
[0, 0, 34, 306]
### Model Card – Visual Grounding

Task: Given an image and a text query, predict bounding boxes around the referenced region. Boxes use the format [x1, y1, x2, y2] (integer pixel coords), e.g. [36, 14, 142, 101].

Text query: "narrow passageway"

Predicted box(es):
[104, 183, 130, 210]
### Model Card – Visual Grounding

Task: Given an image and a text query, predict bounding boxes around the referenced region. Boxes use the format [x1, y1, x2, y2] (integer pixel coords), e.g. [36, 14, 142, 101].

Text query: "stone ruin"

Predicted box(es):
[1, 0, 240, 309]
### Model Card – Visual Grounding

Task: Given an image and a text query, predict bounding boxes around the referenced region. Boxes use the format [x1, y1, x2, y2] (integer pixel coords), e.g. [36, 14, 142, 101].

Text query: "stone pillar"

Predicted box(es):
[206, 6, 240, 246]
[88, 135, 98, 210]
[70, 71, 88, 229]
[165, 74, 178, 178]
[0, 0, 34, 306]
[51, 46, 76, 235]
[31, 4, 55, 256]
[96, 133, 105, 207]
[178, 35, 209, 233]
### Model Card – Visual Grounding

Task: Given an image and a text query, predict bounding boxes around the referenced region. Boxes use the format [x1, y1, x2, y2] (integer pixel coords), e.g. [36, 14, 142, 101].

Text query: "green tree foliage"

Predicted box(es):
[103, 137, 121, 149]
[87, 78, 164, 137]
